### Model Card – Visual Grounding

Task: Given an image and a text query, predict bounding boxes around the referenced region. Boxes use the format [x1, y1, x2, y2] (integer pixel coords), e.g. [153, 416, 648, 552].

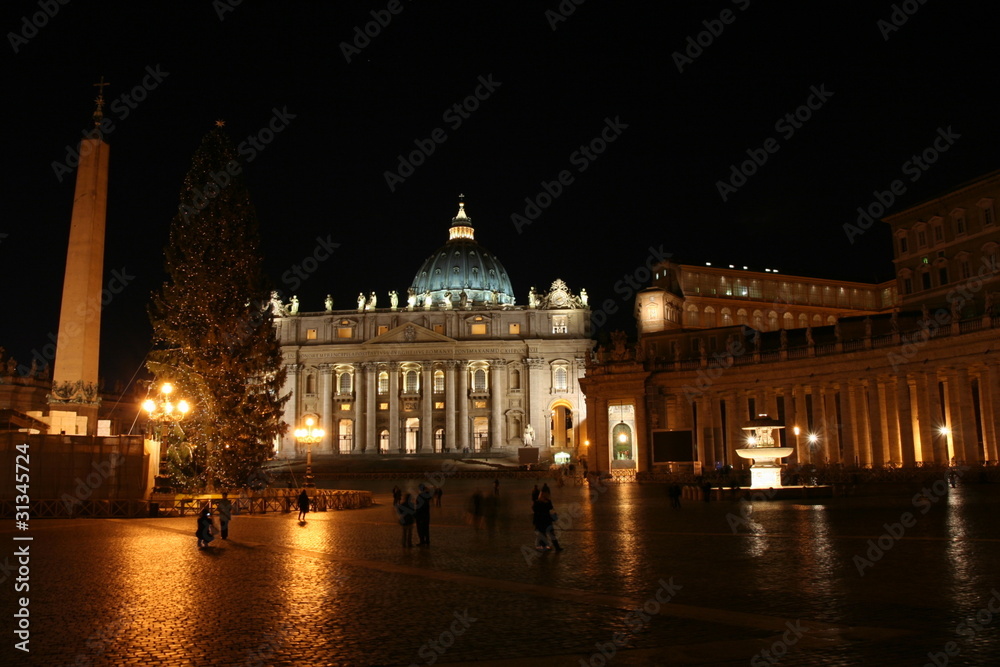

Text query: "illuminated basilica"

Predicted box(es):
[274, 199, 594, 459]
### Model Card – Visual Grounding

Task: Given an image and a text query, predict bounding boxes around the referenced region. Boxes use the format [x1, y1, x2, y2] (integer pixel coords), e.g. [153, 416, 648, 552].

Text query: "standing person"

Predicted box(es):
[217, 491, 233, 539]
[668, 484, 682, 509]
[297, 489, 310, 521]
[493, 478, 501, 496]
[415, 483, 433, 546]
[433, 486, 443, 507]
[532, 490, 562, 552]
[392, 485, 402, 505]
[196, 504, 214, 549]
[531, 484, 540, 502]
[397, 493, 415, 547]
[541, 482, 551, 495]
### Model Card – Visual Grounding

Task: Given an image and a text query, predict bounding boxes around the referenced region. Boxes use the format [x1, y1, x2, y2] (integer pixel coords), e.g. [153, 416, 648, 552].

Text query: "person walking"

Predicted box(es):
[493, 478, 501, 496]
[532, 490, 562, 552]
[397, 493, 415, 547]
[531, 484, 540, 502]
[433, 486, 443, 507]
[217, 491, 233, 539]
[668, 484, 682, 510]
[297, 489, 310, 521]
[392, 485, 402, 505]
[195, 504, 214, 549]
[415, 483, 433, 546]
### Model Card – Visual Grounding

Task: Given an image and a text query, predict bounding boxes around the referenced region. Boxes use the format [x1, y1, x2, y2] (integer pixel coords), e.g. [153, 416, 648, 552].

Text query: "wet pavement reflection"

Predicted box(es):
[3, 478, 999, 665]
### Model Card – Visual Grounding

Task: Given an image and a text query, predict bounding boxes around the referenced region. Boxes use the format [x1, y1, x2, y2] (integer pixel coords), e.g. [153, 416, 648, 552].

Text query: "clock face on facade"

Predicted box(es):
[551, 291, 569, 307]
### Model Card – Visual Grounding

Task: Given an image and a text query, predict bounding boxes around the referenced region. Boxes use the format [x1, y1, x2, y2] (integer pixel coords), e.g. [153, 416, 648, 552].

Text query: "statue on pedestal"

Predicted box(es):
[389, 290, 399, 310]
[289, 295, 299, 315]
[460, 290, 469, 309]
[523, 424, 535, 446]
[357, 293, 366, 312]
[407, 288, 417, 311]
[325, 294, 333, 312]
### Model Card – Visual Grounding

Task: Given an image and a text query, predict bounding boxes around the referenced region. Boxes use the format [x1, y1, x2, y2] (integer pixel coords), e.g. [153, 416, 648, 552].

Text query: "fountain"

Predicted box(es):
[736, 415, 793, 489]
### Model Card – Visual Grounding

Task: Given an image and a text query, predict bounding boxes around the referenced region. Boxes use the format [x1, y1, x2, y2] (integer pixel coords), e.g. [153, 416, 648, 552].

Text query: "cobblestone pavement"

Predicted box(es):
[3, 478, 999, 666]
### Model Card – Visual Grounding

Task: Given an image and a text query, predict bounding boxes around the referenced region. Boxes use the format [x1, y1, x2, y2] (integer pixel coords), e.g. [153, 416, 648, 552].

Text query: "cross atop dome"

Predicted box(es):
[449, 193, 474, 240]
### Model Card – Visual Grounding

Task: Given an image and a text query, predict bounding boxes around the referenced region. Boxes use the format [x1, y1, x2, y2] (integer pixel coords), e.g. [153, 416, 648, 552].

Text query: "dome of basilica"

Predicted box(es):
[409, 199, 516, 307]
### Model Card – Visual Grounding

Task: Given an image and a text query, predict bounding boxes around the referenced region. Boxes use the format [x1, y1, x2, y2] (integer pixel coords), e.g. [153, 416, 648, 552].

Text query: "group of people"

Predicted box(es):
[195, 491, 234, 548]
[395, 484, 434, 547]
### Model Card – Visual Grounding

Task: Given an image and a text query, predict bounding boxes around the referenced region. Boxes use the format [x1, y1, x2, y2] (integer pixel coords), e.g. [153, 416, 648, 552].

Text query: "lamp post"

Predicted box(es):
[793, 425, 802, 463]
[294, 417, 324, 488]
[142, 382, 191, 435]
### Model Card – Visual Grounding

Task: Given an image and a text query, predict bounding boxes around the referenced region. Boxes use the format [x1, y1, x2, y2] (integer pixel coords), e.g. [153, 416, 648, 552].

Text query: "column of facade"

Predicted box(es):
[893, 374, 916, 466]
[780, 384, 797, 462]
[880, 376, 901, 465]
[858, 382, 876, 466]
[841, 381, 860, 466]
[445, 361, 458, 452]
[711, 393, 725, 466]
[634, 392, 649, 473]
[983, 363, 1000, 461]
[866, 379, 886, 466]
[792, 384, 808, 463]
[421, 363, 434, 452]
[765, 388, 779, 423]
[490, 360, 506, 450]
[924, 370, 947, 463]
[589, 395, 609, 473]
[354, 364, 365, 453]
[280, 363, 301, 458]
[913, 372, 935, 463]
[950, 366, 981, 463]
[822, 384, 841, 463]
[457, 361, 469, 452]
[724, 392, 742, 469]
[365, 362, 377, 453]
[734, 390, 751, 468]
[388, 362, 401, 452]
[695, 395, 710, 466]
[525, 358, 546, 447]
[319, 364, 334, 453]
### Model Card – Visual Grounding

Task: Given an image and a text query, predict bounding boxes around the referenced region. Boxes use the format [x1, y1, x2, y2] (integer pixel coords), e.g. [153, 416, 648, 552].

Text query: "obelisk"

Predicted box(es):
[47, 80, 111, 435]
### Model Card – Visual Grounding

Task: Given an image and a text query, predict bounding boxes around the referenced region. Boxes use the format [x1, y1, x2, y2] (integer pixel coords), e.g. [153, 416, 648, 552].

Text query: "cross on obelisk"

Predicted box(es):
[92, 76, 110, 127]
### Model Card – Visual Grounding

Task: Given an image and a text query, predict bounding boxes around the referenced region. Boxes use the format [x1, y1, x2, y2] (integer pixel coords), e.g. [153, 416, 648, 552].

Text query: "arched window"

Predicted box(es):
[553, 364, 569, 392]
[798, 313, 808, 328]
[736, 309, 748, 325]
[686, 304, 700, 327]
[305, 374, 316, 394]
[379, 430, 389, 454]
[783, 312, 794, 329]
[404, 370, 418, 393]
[721, 308, 733, 326]
[473, 368, 487, 392]
[703, 306, 717, 328]
[768, 311, 779, 330]
[338, 372, 352, 394]
[435, 428, 444, 452]
[752, 310, 764, 330]
[433, 369, 444, 393]
[378, 371, 389, 395]
[813, 314, 823, 326]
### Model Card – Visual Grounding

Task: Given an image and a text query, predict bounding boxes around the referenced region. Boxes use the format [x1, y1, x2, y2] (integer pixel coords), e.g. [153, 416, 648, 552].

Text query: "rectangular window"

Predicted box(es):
[306, 328, 317, 340]
[933, 226, 943, 242]
[961, 261, 971, 279]
[379, 402, 389, 410]
[340, 403, 352, 411]
[471, 324, 487, 335]
[903, 278, 912, 294]
[434, 402, 445, 410]
[899, 237, 908, 253]
[938, 267, 948, 285]
[956, 216, 966, 234]
[917, 230, 927, 247]
[508, 323, 520, 334]
[377, 325, 389, 335]
[474, 400, 487, 409]
[433, 324, 444, 334]
[921, 272, 931, 290]
[337, 327, 353, 339]
[985, 207, 996, 226]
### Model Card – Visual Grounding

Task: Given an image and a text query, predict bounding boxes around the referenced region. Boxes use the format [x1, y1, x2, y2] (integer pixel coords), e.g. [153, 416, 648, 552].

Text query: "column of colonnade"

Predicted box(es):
[365, 362, 377, 452]
[446, 361, 458, 451]
[319, 364, 334, 453]
[490, 360, 506, 450]
[421, 365, 434, 452]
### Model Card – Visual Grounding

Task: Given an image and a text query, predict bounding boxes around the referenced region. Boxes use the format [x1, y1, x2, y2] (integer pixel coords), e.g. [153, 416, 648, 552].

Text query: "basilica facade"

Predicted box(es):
[274, 200, 593, 459]
[582, 170, 1000, 476]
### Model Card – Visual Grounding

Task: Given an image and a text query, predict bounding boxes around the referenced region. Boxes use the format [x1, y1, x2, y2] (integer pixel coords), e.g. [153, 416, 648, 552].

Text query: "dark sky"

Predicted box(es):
[3, 1, 999, 386]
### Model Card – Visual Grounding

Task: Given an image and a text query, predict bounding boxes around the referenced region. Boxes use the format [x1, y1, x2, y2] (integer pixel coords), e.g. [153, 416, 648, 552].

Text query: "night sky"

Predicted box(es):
[3, 1, 999, 386]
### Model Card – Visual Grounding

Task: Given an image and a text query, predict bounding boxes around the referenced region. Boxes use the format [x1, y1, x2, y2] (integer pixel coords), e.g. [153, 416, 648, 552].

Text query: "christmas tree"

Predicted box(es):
[148, 124, 288, 491]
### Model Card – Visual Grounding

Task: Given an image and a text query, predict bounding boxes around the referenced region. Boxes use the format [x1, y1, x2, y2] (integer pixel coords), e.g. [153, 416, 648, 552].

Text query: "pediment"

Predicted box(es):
[363, 323, 457, 345]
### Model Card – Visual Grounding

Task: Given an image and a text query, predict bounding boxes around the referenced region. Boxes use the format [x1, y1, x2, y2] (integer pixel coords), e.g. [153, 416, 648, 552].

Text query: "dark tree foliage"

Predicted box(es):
[148, 126, 287, 490]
